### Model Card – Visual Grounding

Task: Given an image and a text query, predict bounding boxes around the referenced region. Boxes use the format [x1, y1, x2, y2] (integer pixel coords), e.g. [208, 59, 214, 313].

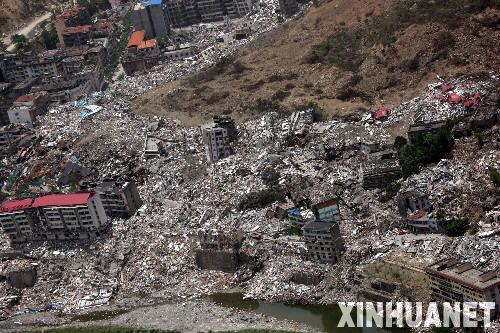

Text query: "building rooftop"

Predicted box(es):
[57, 6, 86, 20]
[0, 199, 34, 213]
[0, 193, 94, 213]
[138, 39, 157, 49]
[313, 198, 338, 210]
[31, 193, 93, 208]
[128, 30, 146, 48]
[63, 25, 92, 35]
[15, 93, 41, 103]
[303, 220, 334, 231]
[145, 0, 162, 6]
[426, 258, 500, 291]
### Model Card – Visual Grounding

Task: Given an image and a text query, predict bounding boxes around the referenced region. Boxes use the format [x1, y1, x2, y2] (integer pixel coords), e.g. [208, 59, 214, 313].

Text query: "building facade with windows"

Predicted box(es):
[425, 258, 500, 320]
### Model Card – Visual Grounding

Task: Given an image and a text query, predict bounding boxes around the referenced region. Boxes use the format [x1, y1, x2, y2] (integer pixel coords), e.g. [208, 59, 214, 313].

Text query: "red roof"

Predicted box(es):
[406, 210, 428, 221]
[463, 93, 481, 108]
[314, 199, 338, 210]
[0, 199, 34, 213]
[57, 6, 86, 20]
[138, 39, 157, 49]
[128, 30, 145, 48]
[15, 94, 38, 103]
[372, 107, 390, 120]
[63, 25, 92, 35]
[31, 193, 93, 208]
[447, 93, 462, 105]
[441, 83, 454, 93]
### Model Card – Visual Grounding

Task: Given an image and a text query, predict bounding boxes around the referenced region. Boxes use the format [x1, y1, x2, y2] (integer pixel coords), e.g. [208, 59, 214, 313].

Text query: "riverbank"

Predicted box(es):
[0, 299, 318, 333]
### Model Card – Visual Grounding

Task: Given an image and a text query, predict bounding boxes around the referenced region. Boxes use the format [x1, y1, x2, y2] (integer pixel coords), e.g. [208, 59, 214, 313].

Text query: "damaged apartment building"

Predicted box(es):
[132, 0, 255, 30]
[425, 259, 500, 320]
[122, 30, 162, 75]
[201, 116, 235, 162]
[0, 48, 105, 105]
[362, 148, 401, 189]
[302, 199, 345, 264]
[0, 182, 142, 243]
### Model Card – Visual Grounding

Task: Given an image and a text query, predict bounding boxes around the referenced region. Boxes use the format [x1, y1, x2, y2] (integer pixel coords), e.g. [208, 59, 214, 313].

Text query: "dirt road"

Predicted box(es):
[2, 12, 51, 51]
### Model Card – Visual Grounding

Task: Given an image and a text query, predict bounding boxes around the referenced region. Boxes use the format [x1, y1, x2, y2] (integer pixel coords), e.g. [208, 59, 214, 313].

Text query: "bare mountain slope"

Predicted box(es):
[0, 0, 64, 33]
[134, 0, 500, 124]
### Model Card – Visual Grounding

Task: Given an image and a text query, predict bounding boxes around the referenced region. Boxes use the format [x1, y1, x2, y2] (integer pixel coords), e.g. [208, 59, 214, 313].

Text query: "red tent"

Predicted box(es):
[441, 83, 454, 93]
[372, 107, 390, 120]
[447, 93, 462, 104]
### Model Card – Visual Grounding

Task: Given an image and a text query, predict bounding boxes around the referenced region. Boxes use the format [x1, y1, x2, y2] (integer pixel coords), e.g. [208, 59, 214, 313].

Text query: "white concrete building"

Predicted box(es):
[0, 193, 108, 243]
[201, 126, 232, 162]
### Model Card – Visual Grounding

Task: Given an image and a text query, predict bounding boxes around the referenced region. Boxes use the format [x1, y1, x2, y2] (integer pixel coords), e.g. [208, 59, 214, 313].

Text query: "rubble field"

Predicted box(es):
[0, 1, 499, 331]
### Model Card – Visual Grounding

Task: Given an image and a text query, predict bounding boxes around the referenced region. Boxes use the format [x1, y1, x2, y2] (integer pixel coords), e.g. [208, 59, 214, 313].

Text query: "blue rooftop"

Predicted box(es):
[144, 0, 162, 6]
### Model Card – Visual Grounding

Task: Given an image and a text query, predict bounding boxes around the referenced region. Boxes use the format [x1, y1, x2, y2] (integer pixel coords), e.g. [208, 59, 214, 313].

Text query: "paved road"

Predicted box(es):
[2, 12, 51, 52]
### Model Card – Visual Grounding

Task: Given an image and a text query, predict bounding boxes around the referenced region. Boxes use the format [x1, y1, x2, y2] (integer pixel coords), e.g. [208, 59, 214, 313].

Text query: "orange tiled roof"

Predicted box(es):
[63, 25, 92, 35]
[127, 30, 145, 48]
[138, 39, 157, 49]
[57, 6, 86, 20]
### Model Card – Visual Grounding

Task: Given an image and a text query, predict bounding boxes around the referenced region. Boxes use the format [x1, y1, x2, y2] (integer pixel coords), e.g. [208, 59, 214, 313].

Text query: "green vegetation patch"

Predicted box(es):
[396, 128, 454, 179]
[305, 0, 500, 70]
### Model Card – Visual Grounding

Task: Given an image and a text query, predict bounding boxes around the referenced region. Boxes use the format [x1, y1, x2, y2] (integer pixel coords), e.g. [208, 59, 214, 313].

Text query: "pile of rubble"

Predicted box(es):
[0, 12, 499, 321]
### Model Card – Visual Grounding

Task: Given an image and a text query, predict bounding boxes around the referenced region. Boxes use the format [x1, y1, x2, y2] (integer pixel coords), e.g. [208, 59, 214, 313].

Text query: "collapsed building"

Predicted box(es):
[362, 159, 401, 189]
[195, 231, 243, 272]
[278, 0, 299, 17]
[396, 191, 432, 217]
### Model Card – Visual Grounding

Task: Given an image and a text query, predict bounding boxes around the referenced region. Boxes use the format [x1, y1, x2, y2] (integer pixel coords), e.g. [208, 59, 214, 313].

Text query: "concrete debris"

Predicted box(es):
[0, 2, 498, 326]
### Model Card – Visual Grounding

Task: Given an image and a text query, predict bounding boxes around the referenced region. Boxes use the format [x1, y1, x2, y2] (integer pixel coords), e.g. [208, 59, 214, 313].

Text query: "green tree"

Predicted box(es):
[393, 136, 407, 150]
[11, 34, 30, 53]
[440, 218, 469, 237]
[398, 128, 453, 178]
[489, 167, 500, 187]
[42, 23, 59, 50]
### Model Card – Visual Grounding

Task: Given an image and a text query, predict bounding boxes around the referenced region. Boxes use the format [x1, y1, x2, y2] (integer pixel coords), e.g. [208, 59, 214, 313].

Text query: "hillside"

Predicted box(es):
[134, 0, 500, 127]
[0, 0, 64, 33]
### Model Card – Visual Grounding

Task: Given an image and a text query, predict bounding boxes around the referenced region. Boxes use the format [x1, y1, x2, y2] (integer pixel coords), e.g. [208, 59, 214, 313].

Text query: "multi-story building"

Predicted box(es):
[303, 220, 344, 264]
[164, 0, 254, 28]
[425, 258, 500, 320]
[93, 181, 143, 218]
[165, 0, 200, 28]
[303, 198, 344, 264]
[278, 0, 298, 17]
[397, 191, 432, 216]
[7, 92, 49, 127]
[201, 126, 232, 162]
[0, 193, 108, 243]
[362, 159, 401, 189]
[63, 25, 93, 47]
[55, 6, 91, 48]
[122, 30, 162, 75]
[0, 182, 142, 243]
[133, 0, 170, 39]
[0, 83, 16, 126]
[0, 52, 64, 83]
